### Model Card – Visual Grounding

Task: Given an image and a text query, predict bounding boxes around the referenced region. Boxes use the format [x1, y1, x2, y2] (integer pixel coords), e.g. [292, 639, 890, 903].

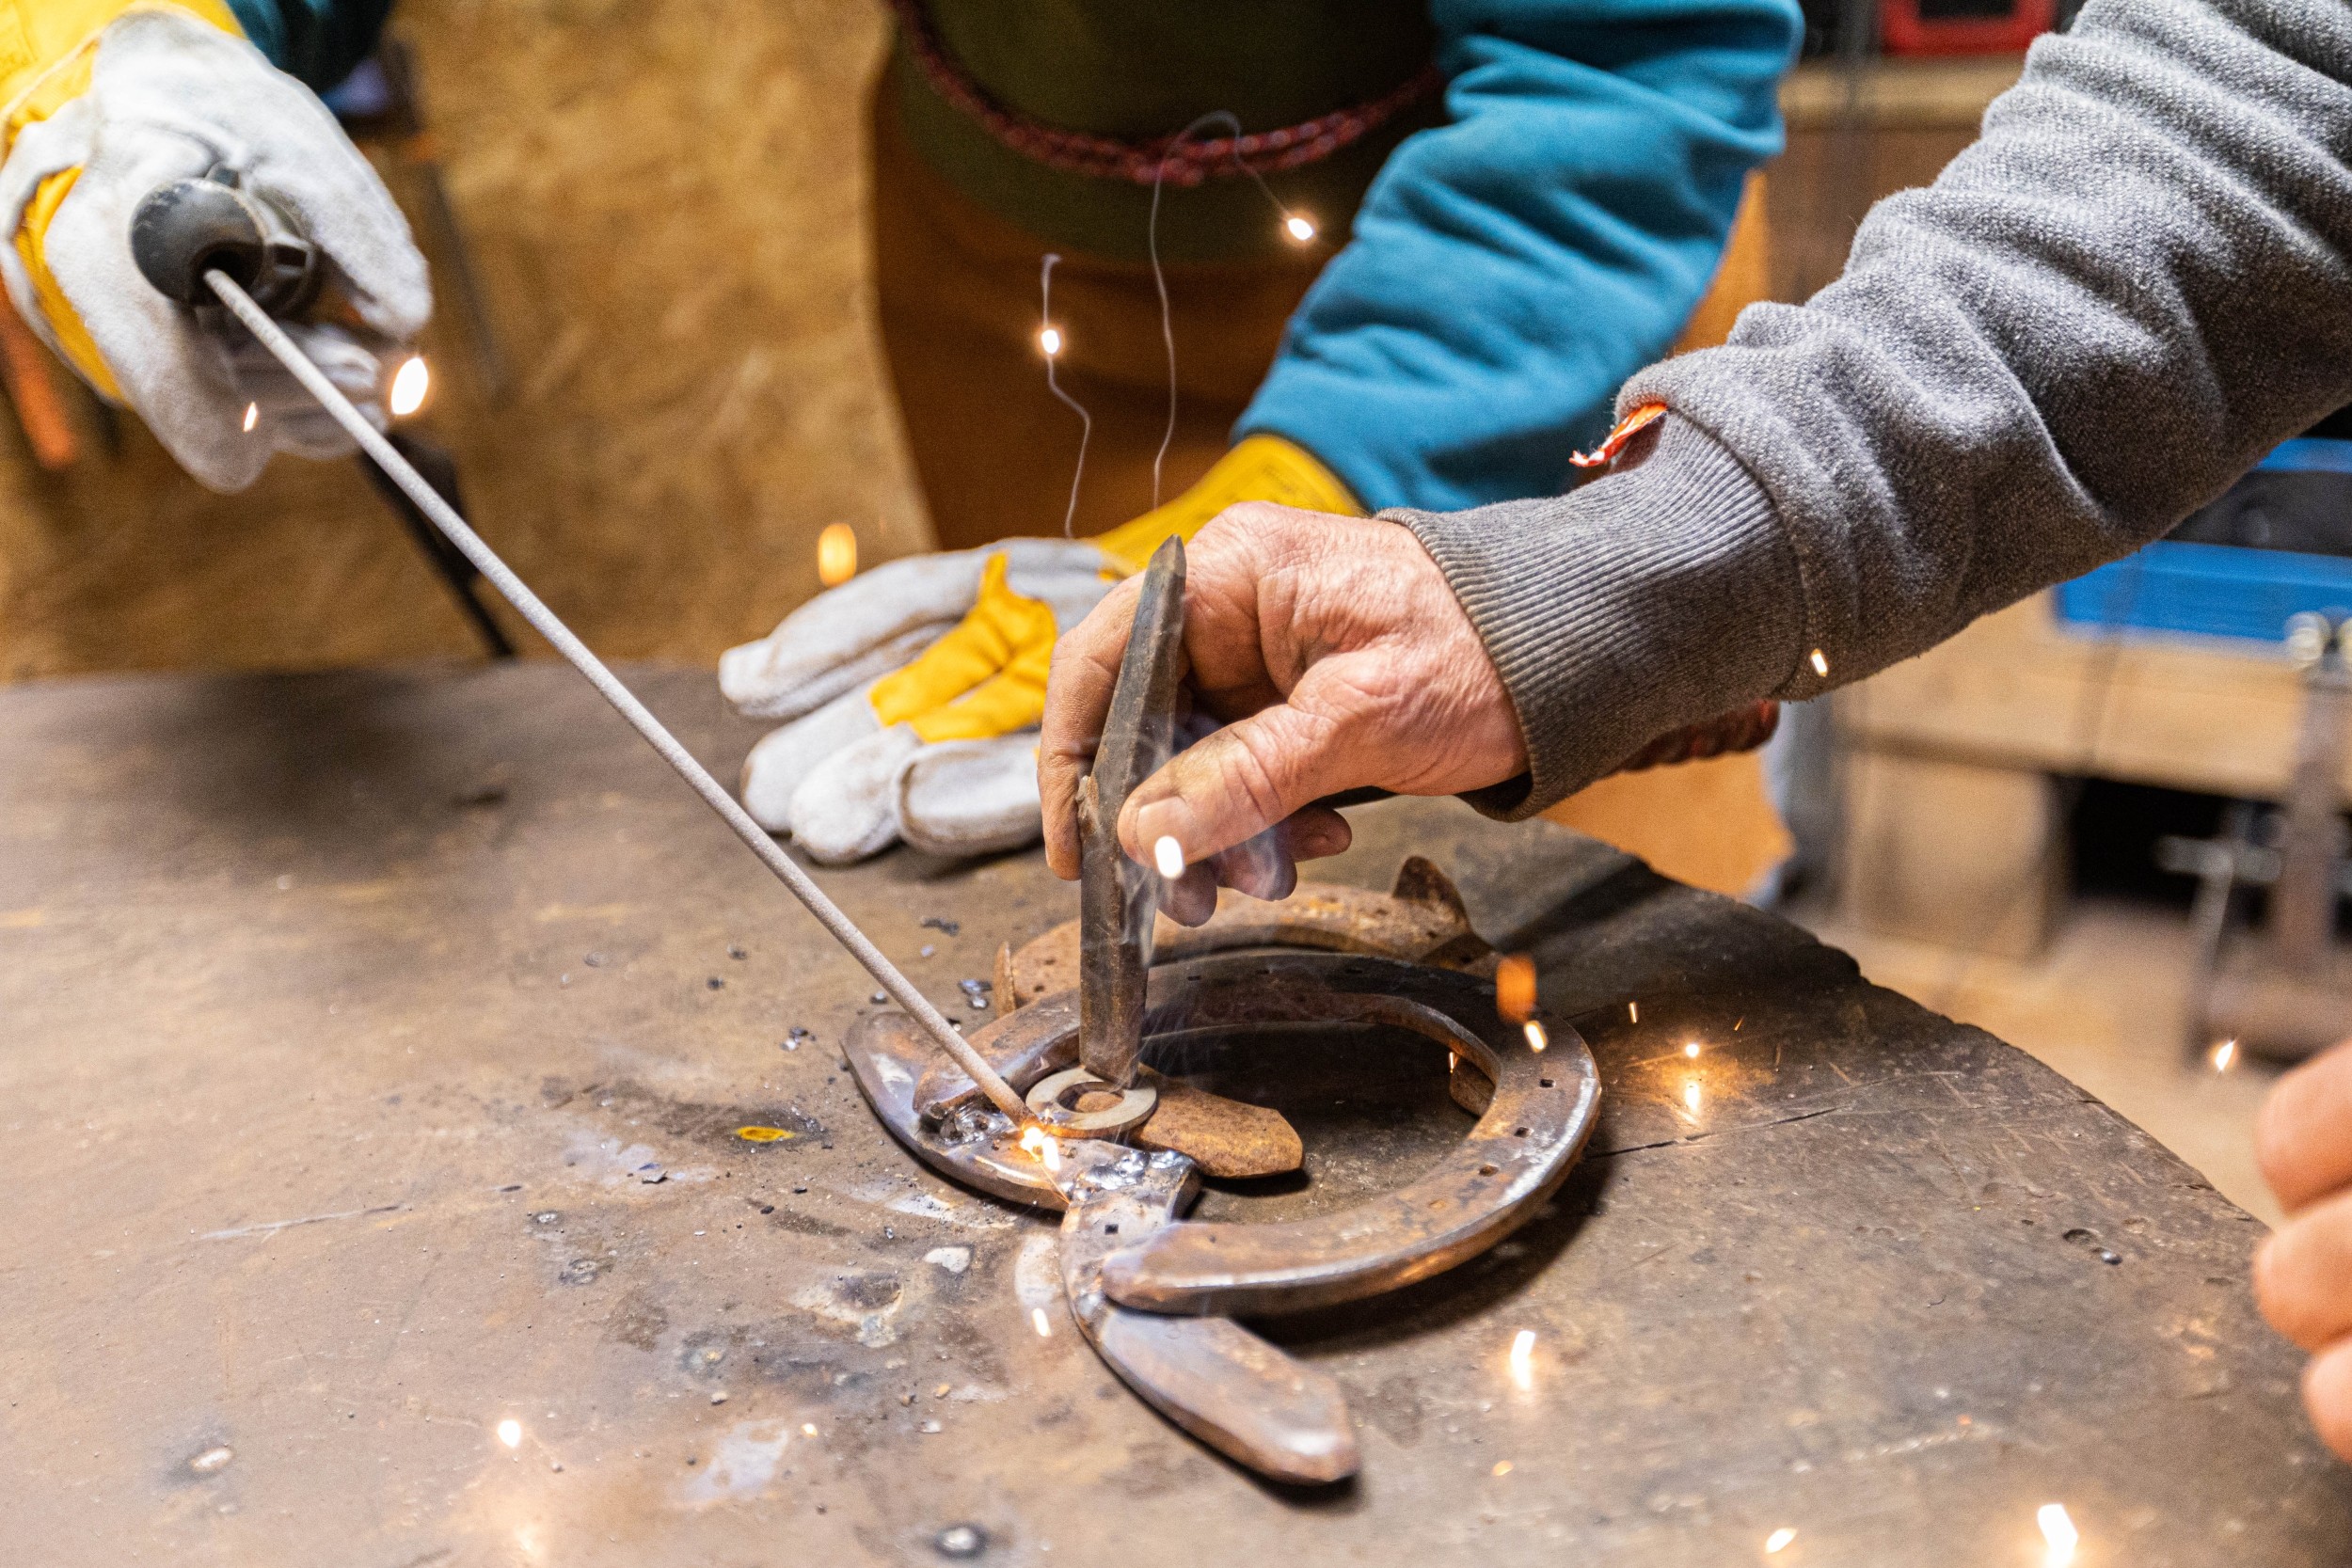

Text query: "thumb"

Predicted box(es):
[1119, 701, 1351, 869]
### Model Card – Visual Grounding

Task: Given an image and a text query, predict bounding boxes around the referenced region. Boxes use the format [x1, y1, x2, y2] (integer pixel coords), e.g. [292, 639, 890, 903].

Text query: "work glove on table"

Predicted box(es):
[721, 435, 1359, 863]
[0, 1, 431, 491]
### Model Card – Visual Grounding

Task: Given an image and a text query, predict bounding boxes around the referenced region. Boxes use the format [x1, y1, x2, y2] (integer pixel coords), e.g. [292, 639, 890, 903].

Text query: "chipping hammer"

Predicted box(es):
[126, 171, 1030, 1123]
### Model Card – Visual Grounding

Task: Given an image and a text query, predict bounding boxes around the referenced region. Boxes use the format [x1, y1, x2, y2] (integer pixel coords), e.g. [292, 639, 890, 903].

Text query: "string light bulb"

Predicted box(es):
[1684, 1041, 1702, 1059]
[388, 354, 430, 418]
[1283, 214, 1317, 244]
[1038, 325, 1064, 357]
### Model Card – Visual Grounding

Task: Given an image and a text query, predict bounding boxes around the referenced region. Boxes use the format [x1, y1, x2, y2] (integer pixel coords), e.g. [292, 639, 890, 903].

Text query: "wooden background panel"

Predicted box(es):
[0, 0, 933, 683]
[1839, 595, 2329, 800]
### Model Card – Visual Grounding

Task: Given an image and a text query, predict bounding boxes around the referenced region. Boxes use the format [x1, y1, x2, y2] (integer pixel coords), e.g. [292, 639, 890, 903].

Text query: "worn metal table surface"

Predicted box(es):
[4, 664, 2345, 1566]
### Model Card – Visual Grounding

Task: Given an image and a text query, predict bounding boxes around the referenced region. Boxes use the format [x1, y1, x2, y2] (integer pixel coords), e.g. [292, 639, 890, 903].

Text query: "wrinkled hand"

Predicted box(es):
[2256, 1040, 2352, 1459]
[721, 436, 1363, 865]
[1041, 504, 1526, 912]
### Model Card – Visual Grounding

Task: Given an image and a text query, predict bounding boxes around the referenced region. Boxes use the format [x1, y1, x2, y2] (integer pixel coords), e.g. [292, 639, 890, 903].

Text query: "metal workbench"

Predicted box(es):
[3, 663, 2345, 1564]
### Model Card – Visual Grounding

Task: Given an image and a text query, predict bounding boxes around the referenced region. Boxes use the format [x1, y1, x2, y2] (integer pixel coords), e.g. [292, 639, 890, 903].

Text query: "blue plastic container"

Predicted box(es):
[2054, 438, 2352, 644]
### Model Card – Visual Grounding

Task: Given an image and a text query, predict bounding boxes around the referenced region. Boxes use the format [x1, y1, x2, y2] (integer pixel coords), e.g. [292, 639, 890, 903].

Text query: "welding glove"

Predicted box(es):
[721, 435, 1359, 863]
[0, 3, 430, 491]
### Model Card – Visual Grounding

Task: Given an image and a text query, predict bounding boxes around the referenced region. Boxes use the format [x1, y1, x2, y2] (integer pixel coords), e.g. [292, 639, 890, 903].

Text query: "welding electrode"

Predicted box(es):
[126, 177, 1026, 1122]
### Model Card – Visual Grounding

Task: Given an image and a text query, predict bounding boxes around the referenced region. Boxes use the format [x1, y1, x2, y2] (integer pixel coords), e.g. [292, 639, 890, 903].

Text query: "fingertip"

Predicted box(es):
[1284, 805, 1351, 863]
[2307, 1340, 2352, 1461]
[1161, 863, 1218, 926]
[2259, 1037, 2352, 1212]
[1212, 836, 1295, 903]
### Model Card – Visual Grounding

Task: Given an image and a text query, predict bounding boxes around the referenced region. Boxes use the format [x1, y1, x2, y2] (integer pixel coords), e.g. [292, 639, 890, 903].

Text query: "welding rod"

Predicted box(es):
[203, 268, 1029, 1124]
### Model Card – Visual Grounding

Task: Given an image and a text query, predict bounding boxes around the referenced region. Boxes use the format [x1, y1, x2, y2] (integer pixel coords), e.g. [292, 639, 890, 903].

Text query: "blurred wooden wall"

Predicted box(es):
[0, 0, 932, 683]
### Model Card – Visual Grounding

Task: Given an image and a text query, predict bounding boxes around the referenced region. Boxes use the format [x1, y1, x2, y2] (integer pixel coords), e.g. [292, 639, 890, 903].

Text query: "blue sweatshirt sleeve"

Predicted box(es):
[226, 0, 394, 90]
[1237, 0, 1801, 512]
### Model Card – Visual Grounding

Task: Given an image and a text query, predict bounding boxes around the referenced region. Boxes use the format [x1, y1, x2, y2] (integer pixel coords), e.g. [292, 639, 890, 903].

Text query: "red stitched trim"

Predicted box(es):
[886, 0, 1442, 187]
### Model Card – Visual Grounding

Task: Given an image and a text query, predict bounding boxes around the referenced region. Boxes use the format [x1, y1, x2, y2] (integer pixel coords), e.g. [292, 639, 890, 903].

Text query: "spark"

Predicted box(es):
[1508, 1329, 1535, 1391]
[2211, 1038, 2237, 1072]
[1765, 1528, 1797, 1554]
[817, 522, 858, 587]
[2038, 1503, 2078, 1565]
[1683, 1080, 1702, 1114]
[1152, 834, 1184, 879]
[1491, 1460, 1513, 1477]
[497, 1418, 522, 1449]
[1629, 1001, 1639, 1023]
[389, 355, 430, 418]
[1809, 648, 1830, 677]
[1684, 1041, 1702, 1059]
[1283, 214, 1317, 244]
[241, 401, 258, 434]
[802, 1423, 818, 1437]
[1494, 952, 1537, 1022]
[1524, 1021, 1548, 1053]
[1038, 325, 1063, 357]
[1031, 1307, 1053, 1338]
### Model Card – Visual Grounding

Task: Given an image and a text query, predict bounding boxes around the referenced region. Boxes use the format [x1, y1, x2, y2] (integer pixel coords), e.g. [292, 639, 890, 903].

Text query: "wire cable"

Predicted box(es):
[205, 268, 1030, 1124]
[1038, 253, 1092, 539]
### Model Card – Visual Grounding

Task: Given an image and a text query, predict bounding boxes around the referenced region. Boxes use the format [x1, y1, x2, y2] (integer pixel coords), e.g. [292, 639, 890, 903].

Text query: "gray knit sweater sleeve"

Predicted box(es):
[1395, 0, 2352, 819]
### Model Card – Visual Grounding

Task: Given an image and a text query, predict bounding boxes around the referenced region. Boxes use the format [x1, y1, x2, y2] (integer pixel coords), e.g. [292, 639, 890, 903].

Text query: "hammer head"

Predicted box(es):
[1076, 536, 1187, 1085]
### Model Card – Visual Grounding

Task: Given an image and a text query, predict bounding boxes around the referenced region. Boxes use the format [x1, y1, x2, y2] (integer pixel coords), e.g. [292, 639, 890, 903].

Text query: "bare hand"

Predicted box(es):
[2256, 1039, 2352, 1458]
[1039, 505, 1527, 911]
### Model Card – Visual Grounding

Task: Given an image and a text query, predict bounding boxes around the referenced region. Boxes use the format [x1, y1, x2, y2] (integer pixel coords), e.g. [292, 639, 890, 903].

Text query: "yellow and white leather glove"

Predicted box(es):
[0, 2, 430, 491]
[720, 435, 1360, 863]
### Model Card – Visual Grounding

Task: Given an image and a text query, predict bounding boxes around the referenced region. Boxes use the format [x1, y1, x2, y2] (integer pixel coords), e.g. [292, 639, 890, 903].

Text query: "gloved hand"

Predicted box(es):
[0, 3, 430, 492]
[720, 435, 1360, 863]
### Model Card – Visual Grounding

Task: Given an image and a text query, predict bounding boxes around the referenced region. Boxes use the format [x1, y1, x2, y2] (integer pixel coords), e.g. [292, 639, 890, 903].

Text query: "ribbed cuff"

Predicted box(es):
[1389, 415, 1804, 820]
